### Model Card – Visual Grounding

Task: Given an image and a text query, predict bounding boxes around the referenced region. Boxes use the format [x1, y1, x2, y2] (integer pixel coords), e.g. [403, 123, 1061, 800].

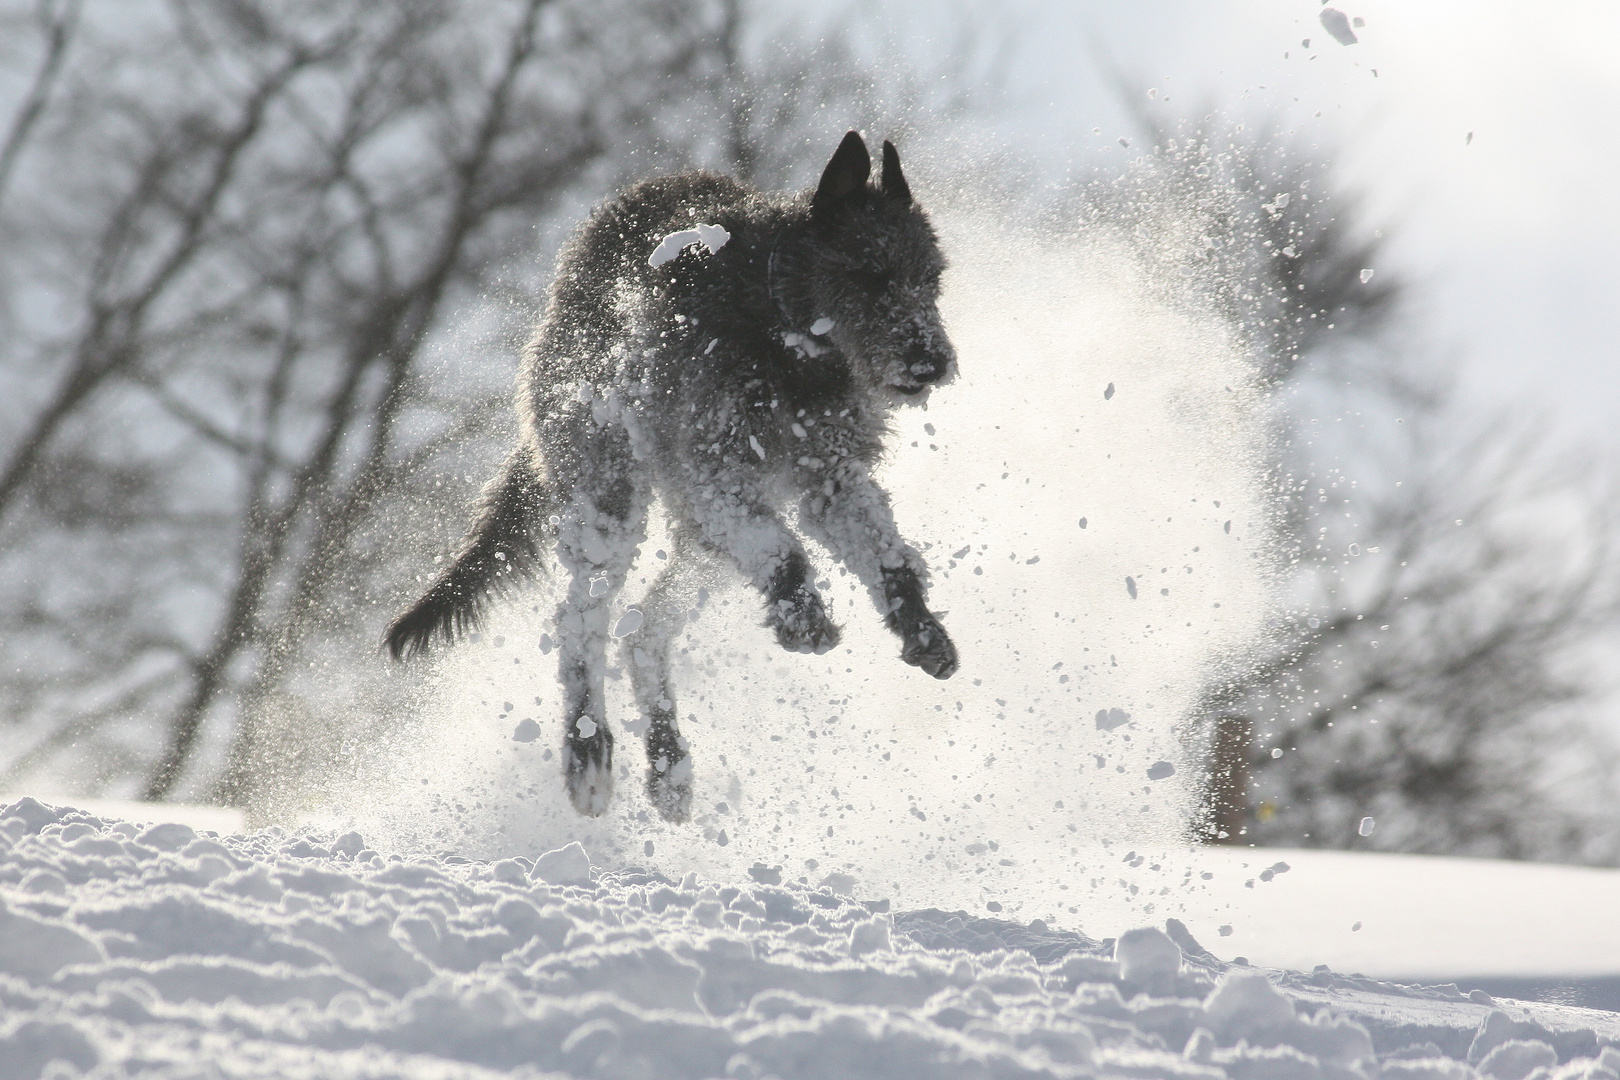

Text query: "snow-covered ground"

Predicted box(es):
[4, 795, 1620, 1080]
[19, 794, 1620, 985]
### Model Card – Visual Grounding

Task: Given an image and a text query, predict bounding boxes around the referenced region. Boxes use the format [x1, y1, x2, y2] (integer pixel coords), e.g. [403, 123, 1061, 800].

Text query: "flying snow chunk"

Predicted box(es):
[1359, 268, 1375, 284]
[1146, 760, 1176, 781]
[1095, 708, 1131, 731]
[576, 716, 597, 738]
[1358, 816, 1376, 836]
[613, 609, 644, 638]
[809, 317, 835, 336]
[749, 434, 766, 459]
[512, 718, 541, 743]
[1319, 7, 1359, 45]
[531, 841, 591, 885]
[648, 222, 730, 267]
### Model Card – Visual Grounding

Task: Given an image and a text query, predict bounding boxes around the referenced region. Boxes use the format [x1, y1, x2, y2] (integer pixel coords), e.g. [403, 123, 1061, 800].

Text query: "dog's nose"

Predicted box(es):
[906, 348, 948, 384]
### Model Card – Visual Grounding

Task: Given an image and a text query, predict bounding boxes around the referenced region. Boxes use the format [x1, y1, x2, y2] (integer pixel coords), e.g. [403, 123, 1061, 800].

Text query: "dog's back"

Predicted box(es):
[527, 172, 768, 393]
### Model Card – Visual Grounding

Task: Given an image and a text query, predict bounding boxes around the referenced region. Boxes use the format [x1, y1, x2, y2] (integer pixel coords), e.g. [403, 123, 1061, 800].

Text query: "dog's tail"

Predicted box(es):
[385, 445, 553, 660]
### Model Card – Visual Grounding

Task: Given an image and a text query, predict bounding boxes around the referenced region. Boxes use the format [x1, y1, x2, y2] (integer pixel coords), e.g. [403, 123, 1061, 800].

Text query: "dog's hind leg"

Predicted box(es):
[620, 524, 698, 822]
[798, 460, 958, 679]
[553, 464, 651, 817]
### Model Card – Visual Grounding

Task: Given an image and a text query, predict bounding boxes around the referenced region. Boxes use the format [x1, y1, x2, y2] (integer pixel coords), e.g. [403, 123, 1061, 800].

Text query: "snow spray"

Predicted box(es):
[338, 198, 1272, 931]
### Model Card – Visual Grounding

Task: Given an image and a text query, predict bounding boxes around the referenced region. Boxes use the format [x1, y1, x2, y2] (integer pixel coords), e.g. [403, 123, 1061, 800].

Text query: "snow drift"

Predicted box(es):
[6, 797, 1620, 1080]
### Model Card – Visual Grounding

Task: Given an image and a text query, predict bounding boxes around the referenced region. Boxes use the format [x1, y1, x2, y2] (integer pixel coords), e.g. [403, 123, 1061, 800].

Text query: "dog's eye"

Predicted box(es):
[851, 269, 891, 296]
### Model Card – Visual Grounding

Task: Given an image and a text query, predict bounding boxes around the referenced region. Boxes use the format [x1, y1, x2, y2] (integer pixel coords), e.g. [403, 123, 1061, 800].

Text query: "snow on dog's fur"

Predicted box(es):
[386, 132, 958, 821]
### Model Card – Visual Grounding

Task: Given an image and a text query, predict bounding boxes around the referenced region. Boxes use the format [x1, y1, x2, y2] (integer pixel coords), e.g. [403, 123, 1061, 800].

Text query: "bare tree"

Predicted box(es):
[1206, 379, 1620, 861]
[0, 0, 731, 803]
[1093, 106, 1620, 862]
[0, 0, 81, 207]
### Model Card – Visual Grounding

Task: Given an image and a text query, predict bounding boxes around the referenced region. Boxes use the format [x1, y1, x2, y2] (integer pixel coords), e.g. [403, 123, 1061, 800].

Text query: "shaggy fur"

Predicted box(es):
[387, 132, 959, 820]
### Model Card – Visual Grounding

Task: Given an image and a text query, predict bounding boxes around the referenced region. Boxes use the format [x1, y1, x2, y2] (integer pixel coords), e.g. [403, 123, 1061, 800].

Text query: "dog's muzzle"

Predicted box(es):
[892, 345, 952, 394]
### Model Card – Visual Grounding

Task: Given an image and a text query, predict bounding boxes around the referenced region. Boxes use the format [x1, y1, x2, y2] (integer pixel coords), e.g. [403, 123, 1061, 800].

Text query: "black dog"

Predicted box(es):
[387, 131, 959, 820]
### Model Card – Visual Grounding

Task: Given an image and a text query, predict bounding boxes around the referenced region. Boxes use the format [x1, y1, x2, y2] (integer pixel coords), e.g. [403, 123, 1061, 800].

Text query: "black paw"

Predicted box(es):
[646, 753, 692, 823]
[564, 718, 614, 816]
[767, 590, 843, 655]
[642, 715, 691, 822]
[901, 615, 958, 679]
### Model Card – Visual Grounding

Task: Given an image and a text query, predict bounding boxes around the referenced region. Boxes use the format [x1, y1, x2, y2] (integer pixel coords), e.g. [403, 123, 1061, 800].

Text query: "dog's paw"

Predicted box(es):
[565, 720, 614, 816]
[646, 751, 693, 823]
[767, 590, 843, 655]
[901, 616, 958, 680]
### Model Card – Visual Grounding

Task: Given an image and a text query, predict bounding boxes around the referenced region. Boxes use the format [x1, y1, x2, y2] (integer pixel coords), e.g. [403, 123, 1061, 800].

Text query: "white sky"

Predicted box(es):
[846, 0, 1620, 454]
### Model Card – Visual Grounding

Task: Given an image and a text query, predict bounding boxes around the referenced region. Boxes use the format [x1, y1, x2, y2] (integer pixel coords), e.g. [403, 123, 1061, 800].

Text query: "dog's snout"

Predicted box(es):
[906, 347, 949, 384]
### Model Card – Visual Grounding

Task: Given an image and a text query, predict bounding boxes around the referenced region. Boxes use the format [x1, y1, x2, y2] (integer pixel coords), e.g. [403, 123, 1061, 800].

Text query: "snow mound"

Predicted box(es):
[532, 840, 592, 885]
[5, 799, 1620, 1079]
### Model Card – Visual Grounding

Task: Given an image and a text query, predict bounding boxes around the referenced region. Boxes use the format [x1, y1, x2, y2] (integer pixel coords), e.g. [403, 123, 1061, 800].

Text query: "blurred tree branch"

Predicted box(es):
[0, 0, 81, 206]
[0, 0, 727, 802]
[1098, 99, 1620, 862]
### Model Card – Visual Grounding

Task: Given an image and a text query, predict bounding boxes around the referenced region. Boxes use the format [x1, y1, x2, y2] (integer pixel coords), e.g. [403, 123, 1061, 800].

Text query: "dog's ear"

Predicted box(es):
[813, 131, 871, 216]
[880, 140, 911, 204]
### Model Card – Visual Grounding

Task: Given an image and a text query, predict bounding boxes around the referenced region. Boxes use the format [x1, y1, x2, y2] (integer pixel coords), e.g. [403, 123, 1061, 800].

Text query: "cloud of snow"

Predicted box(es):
[320, 201, 1271, 932]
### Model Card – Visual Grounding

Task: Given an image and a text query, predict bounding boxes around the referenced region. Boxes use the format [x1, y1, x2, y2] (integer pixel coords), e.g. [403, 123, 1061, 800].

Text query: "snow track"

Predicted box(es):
[5, 798, 1620, 1079]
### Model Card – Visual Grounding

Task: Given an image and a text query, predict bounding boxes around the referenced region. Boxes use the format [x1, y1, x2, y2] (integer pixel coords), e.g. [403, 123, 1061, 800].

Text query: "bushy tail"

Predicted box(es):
[385, 446, 553, 660]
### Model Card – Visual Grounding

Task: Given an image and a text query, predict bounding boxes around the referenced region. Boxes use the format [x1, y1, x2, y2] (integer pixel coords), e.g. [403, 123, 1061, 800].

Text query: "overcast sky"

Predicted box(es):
[845, 0, 1620, 455]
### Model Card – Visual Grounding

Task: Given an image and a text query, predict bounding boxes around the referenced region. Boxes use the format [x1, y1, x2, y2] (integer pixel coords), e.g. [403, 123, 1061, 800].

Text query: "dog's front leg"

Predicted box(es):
[798, 461, 958, 679]
[677, 464, 841, 654]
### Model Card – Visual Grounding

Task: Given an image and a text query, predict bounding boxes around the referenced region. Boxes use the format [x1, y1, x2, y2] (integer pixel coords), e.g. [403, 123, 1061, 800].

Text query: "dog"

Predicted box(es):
[386, 131, 959, 821]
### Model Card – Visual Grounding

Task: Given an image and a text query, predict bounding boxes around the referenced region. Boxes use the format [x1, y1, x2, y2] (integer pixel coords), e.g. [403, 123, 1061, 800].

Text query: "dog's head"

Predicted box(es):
[793, 131, 956, 405]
